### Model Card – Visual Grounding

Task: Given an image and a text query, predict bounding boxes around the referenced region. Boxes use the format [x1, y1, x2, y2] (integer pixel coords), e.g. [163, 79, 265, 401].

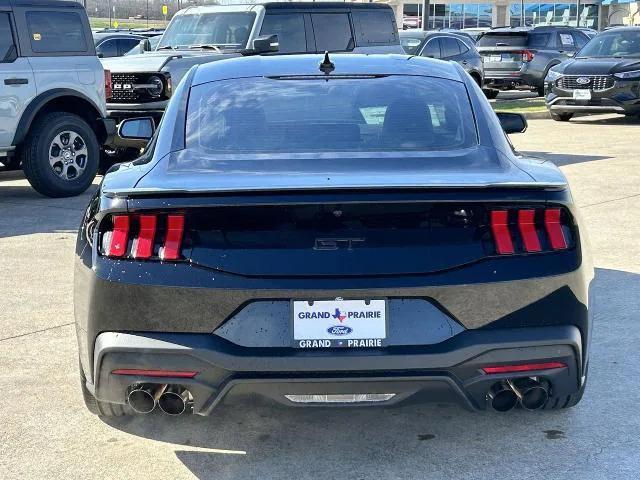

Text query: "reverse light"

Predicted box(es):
[107, 215, 129, 257]
[482, 362, 566, 374]
[112, 369, 198, 378]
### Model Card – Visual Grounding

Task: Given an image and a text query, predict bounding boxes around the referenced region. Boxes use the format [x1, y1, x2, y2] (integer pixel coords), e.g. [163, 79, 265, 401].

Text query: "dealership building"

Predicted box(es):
[382, 0, 640, 31]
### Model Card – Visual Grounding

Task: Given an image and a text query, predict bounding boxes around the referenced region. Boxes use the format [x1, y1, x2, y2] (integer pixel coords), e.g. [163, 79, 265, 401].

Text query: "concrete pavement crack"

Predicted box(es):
[579, 192, 640, 209]
[0, 322, 73, 342]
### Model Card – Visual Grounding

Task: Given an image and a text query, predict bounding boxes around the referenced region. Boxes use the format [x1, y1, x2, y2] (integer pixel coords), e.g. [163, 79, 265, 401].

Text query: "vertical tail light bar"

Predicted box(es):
[490, 210, 514, 255]
[131, 215, 157, 259]
[517, 209, 541, 252]
[160, 215, 185, 260]
[107, 215, 130, 257]
[544, 208, 567, 250]
[104, 69, 112, 100]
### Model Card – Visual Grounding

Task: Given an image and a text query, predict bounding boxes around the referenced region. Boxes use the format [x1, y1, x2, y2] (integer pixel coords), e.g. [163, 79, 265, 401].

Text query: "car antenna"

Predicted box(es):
[319, 51, 335, 75]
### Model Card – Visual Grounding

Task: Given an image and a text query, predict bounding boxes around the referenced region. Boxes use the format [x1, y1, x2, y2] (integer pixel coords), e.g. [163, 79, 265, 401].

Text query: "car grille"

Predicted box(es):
[557, 75, 614, 91]
[110, 73, 142, 102]
[109, 73, 169, 103]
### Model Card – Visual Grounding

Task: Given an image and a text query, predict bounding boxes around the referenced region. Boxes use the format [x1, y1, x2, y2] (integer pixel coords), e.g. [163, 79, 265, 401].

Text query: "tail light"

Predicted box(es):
[521, 50, 535, 62]
[482, 362, 566, 374]
[490, 207, 571, 255]
[102, 213, 185, 260]
[104, 69, 112, 100]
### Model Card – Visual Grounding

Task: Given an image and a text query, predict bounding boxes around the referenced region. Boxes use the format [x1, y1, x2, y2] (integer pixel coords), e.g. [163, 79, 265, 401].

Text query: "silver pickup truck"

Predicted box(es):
[0, 0, 114, 197]
[101, 1, 402, 159]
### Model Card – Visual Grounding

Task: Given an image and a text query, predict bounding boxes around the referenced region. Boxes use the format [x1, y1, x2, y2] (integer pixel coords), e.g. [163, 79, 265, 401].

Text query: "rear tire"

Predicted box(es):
[483, 88, 499, 100]
[21, 112, 99, 198]
[550, 112, 573, 122]
[79, 362, 129, 417]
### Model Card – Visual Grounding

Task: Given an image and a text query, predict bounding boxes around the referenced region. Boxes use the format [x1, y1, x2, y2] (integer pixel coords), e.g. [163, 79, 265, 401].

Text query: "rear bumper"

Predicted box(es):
[89, 325, 583, 413]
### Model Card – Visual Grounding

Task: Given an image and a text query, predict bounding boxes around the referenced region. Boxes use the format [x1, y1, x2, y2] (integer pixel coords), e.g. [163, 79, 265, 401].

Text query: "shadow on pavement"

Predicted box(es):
[0, 170, 98, 238]
[570, 114, 640, 126]
[519, 151, 612, 167]
[101, 267, 640, 479]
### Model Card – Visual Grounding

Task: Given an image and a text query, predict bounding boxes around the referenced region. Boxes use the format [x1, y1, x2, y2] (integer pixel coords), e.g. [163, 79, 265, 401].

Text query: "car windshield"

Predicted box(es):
[157, 12, 255, 50]
[400, 36, 424, 54]
[178, 75, 477, 169]
[577, 31, 640, 58]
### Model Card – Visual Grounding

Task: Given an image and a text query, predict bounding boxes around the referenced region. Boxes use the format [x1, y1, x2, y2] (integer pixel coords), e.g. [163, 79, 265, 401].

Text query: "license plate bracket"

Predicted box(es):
[292, 299, 387, 349]
[573, 89, 592, 100]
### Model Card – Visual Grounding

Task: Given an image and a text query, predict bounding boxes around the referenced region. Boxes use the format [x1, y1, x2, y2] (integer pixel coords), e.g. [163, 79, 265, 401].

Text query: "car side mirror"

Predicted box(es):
[496, 112, 527, 134]
[252, 34, 279, 54]
[139, 38, 152, 53]
[117, 117, 155, 148]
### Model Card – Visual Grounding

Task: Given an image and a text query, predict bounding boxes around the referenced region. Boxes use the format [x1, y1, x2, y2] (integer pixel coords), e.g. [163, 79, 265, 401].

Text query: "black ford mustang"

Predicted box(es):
[75, 54, 593, 417]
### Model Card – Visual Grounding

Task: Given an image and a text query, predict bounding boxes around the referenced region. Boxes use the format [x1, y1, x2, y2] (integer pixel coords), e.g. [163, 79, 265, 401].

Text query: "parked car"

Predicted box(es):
[478, 26, 591, 98]
[75, 53, 592, 417]
[461, 27, 490, 42]
[545, 27, 640, 121]
[94, 32, 146, 58]
[577, 27, 598, 39]
[399, 30, 483, 87]
[402, 15, 421, 30]
[101, 2, 402, 161]
[124, 35, 161, 56]
[0, 0, 114, 197]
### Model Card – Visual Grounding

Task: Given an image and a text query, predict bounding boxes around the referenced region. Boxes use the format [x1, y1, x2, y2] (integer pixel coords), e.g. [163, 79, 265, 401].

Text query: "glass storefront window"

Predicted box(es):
[425, 3, 493, 30]
[510, 3, 598, 28]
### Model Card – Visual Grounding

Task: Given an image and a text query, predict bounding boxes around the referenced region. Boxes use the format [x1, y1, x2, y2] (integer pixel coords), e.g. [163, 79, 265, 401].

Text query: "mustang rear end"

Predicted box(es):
[75, 54, 593, 417]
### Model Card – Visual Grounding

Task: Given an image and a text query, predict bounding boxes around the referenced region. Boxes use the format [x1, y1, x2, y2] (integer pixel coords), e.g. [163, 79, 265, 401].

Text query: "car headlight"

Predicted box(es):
[545, 69, 563, 82]
[613, 69, 640, 80]
[146, 75, 164, 98]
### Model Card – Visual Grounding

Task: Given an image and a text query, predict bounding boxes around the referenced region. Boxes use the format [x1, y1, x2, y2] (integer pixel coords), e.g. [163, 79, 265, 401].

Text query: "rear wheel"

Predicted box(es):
[79, 362, 129, 417]
[21, 112, 99, 198]
[550, 112, 573, 122]
[483, 88, 499, 100]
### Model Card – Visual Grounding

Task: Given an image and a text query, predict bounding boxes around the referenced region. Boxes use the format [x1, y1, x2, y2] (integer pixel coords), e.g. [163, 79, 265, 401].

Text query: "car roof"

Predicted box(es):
[7, 0, 82, 7]
[192, 54, 463, 87]
[177, 1, 392, 15]
[601, 26, 640, 32]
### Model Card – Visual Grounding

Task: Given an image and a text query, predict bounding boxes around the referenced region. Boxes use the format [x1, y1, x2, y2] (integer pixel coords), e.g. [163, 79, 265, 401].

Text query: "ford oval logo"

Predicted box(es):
[576, 77, 591, 85]
[327, 325, 353, 336]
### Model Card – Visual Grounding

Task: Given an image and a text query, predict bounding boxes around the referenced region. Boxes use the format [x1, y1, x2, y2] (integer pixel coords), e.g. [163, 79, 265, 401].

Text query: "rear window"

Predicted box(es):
[477, 33, 527, 48]
[180, 75, 477, 168]
[26, 11, 87, 53]
[352, 10, 398, 45]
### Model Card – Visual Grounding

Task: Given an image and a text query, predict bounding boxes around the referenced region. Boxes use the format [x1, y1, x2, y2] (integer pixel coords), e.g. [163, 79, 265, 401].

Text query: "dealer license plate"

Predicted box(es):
[293, 299, 387, 349]
[573, 89, 591, 100]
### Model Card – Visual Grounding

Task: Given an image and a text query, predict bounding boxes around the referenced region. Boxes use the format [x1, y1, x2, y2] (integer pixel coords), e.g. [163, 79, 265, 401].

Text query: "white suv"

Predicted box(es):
[0, 0, 114, 197]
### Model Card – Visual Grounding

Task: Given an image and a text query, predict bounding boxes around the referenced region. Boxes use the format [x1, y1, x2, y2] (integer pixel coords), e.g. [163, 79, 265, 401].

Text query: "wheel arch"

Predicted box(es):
[13, 89, 107, 146]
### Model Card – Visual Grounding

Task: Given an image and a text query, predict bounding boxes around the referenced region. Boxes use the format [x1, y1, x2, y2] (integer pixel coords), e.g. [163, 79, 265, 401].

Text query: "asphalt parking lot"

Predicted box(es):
[1, 114, 639, 479]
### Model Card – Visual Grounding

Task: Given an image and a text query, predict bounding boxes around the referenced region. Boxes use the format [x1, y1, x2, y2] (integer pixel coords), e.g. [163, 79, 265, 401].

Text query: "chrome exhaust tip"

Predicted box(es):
[513, 378, 549, 411]
[158, 386, 190, 415]
[128, 385, 156, 414]
[487, 381, 518, 412]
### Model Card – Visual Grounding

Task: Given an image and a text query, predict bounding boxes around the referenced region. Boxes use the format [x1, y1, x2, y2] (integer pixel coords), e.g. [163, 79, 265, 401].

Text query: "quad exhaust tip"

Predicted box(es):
[127, 384, 192, 415]
[487, 378, 549, 412]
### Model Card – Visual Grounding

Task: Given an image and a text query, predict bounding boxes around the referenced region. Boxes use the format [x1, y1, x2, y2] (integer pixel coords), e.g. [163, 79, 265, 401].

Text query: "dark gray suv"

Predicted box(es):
[399, 31, 483, 88]
[478, 26, 591, 97]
